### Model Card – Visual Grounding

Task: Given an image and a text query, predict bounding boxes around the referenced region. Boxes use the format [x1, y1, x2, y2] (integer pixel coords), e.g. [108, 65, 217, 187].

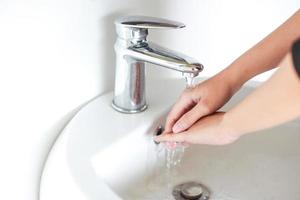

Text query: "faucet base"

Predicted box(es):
[111, 101, 148, 114]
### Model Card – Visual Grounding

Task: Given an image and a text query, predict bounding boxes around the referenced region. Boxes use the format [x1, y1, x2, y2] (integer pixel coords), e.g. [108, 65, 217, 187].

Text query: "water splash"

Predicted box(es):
[159, 142, 187, 199]
[144, 141, 187, 200]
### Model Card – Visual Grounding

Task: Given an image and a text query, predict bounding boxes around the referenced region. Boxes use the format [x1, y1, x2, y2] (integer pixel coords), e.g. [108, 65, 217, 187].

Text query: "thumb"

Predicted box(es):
[172, 102, 209, 133]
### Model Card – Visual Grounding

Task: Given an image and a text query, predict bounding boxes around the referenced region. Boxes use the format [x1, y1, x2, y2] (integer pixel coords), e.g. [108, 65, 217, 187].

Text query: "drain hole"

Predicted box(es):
[173, 181, 210, 200]
[154, 125, 164, 144]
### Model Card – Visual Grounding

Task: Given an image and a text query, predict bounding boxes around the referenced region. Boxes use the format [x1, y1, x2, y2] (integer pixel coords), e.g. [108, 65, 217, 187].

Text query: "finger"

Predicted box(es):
[164, 95, 195, 133]
[154, 132, 187, 143]
[172, 102, 210, 133]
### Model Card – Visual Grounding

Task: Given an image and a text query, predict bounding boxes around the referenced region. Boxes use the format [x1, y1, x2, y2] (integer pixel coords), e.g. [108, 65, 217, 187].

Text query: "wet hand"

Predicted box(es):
[164, 73, 236, 134]
[156, 112, 239, 145]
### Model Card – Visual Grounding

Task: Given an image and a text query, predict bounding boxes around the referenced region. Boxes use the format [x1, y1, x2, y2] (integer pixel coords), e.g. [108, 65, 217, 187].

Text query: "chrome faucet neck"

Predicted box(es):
[112, 16, 203, 113]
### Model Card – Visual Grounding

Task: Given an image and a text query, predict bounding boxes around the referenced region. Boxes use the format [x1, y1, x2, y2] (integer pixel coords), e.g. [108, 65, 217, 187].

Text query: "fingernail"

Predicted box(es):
[173, 122, 184, 133]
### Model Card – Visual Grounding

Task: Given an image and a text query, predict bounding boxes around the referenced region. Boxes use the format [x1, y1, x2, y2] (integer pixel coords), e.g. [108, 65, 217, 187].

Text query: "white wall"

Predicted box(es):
[0, 1, 298, 199]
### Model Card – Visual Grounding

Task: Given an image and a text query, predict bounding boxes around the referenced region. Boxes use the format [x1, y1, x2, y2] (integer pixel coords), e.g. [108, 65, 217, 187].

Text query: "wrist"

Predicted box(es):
[215, 66, 245, 95]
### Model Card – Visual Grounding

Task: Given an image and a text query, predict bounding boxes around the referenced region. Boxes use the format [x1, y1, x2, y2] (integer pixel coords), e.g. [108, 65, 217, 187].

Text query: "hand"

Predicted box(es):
[156, 112, 239, 145]
[164, 72, 239, 134]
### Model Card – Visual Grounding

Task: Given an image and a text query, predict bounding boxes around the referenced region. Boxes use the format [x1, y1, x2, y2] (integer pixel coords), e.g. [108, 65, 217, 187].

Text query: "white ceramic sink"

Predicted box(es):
[40, 78, 300, 200]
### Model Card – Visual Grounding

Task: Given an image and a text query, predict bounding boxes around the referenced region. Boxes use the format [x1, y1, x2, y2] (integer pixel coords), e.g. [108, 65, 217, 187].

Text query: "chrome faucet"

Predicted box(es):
[112, 16, 204, 113]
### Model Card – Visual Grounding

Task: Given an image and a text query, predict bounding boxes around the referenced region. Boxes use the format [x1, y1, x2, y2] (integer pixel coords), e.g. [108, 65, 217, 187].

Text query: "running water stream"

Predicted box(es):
[149, 76, 196, 199]
[146, 142, 186, 200]
[164, 76, 195, 191]
[185, 75, 195, 88]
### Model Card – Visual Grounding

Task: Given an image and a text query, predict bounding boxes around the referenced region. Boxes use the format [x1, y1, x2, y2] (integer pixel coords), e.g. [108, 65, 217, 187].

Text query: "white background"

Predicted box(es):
[0, 0, 299, 199]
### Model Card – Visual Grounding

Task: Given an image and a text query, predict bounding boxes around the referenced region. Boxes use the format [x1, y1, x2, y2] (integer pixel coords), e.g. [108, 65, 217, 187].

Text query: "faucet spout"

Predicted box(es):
[126, 42, 203, 77]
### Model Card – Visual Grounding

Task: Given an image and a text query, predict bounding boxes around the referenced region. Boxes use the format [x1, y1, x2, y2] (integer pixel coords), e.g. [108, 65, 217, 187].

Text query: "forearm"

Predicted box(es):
[219, 9, 300, 93]
[222, 52, 300, 137]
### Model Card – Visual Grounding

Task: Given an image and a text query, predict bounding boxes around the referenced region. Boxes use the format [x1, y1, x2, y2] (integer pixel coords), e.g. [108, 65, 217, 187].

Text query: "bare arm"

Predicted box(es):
[164, 9, 300, 134]
[223, 52, 300, 138]
[223, 9, 300, 90]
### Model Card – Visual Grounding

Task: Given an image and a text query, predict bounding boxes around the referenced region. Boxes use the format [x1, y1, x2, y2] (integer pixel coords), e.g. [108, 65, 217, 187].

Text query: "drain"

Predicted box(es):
[172, 181, 210, 200]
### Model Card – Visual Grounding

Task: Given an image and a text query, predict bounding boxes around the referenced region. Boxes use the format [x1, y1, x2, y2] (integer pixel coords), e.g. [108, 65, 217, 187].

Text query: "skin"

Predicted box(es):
[155, 9, 300, 145]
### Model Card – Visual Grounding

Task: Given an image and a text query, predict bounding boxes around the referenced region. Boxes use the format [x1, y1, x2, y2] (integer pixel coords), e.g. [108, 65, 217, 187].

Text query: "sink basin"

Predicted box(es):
[40, 78, 300, 200]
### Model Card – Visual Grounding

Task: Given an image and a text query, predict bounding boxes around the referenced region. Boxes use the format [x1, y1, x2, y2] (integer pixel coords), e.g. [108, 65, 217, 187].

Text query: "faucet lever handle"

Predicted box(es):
[115, 15, 185, 30]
